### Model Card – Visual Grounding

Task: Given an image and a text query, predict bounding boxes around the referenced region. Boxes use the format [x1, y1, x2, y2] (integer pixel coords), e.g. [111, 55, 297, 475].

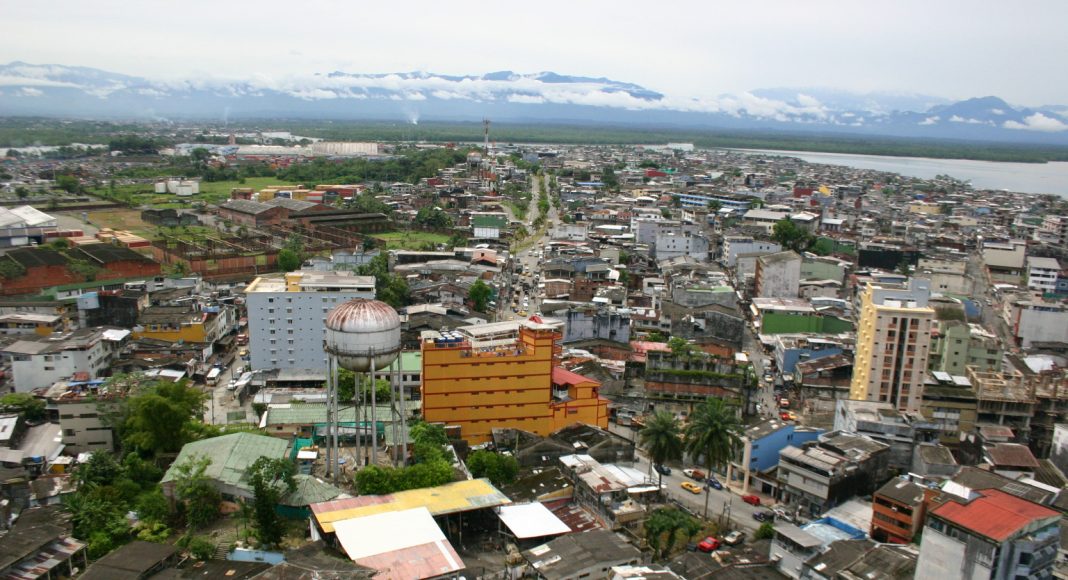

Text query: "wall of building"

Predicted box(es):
[421, 327, 558, 444]
[56, 399, 116, 454]
[247, 290, 372, 372]
[915, 525, 993, 580]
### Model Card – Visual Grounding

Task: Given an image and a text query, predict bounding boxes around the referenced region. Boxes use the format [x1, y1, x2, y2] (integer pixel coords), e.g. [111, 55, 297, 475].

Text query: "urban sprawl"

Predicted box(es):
[0, 134, 1067, 579]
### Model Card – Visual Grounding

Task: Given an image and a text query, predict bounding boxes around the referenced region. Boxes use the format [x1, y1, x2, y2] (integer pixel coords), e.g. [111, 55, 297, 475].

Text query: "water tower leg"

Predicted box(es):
[370, 348, 378, 467]
[331, 356, 340, 486]
[397, 356, 408, 467]
[324, 354, 333, 479]
[389, 357, 399, 467]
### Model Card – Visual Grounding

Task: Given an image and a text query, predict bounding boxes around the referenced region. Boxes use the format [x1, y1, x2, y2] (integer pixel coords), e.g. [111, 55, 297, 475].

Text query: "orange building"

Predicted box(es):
[420, 320, 608, 443]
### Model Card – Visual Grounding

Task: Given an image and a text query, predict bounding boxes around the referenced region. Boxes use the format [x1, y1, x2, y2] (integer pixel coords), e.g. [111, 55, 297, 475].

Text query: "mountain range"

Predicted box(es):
[2, 61, 1067, 144]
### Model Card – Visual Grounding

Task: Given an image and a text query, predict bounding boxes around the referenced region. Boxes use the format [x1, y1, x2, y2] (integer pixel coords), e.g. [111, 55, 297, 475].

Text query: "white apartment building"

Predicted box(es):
[654, 232, 709, 261]
[849, 279, 934, 412]
[244, 270, 375, 373]
[755, 251, 802, 298]
[0, 327, 130, 391]
[722, 236, 782, 267]
[1026, 256, 1061, 293]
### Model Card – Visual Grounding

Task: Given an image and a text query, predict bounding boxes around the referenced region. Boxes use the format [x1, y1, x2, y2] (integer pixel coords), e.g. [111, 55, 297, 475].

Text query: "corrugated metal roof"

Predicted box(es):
[311, 478, 511, 533]
[161, 433, 288, 492]
[933, 489, 1058, 542]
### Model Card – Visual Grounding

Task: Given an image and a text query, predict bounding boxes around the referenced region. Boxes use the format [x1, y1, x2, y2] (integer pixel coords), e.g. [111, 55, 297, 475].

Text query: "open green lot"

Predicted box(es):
[371, 231, 451, 250]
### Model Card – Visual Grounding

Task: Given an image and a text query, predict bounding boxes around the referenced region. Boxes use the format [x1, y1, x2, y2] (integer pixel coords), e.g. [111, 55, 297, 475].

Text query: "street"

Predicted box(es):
[499, 173, 556, 322]
[609, 424, 767, 534]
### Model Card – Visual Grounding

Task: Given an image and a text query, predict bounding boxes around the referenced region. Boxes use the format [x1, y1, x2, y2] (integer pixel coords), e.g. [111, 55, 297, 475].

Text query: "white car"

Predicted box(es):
[723, 530, 745, 546]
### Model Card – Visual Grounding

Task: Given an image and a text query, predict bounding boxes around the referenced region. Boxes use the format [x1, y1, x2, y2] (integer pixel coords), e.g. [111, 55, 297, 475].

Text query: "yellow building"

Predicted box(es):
[850, 279, 935, 412]
[421, 320, 608, 443]
[133, 305, 228, 344]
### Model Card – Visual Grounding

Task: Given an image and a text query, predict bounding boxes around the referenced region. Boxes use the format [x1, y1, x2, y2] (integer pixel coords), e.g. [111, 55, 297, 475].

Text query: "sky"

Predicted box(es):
[2, 0, 1067, 107]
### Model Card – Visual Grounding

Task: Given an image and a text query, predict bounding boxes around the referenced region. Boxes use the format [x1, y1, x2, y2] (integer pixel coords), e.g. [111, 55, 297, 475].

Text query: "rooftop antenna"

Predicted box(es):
[483, 118, 490, 153]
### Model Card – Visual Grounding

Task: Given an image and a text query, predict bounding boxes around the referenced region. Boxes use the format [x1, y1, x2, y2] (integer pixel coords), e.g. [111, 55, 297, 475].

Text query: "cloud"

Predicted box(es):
[949, 115, 988, 125]
[15, 87, 42, 97]
[919, 116, 940, 125]
[1003, 112, 1068, 132]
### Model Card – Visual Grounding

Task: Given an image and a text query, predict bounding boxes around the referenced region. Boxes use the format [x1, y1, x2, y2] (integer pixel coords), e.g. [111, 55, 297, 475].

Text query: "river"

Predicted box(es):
[733, 148, 1068, 197]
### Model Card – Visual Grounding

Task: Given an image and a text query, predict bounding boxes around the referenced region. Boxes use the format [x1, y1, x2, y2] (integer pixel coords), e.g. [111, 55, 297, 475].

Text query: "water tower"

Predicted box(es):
[323, 299, 404, 483]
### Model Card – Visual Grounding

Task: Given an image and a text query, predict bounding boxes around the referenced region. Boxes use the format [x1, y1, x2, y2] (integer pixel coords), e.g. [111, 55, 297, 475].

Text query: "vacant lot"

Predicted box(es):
[90, 177, 299, 207]
[372, 231, 450, 250]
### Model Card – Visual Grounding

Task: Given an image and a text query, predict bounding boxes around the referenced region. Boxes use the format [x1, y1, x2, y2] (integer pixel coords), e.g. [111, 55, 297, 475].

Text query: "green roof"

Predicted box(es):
[263, 404, 394, 426]
[161, 433, 289, 492]
[280, 474, 346, 507]
[377, 351, 422, 374]
[472, 215, 508, 228]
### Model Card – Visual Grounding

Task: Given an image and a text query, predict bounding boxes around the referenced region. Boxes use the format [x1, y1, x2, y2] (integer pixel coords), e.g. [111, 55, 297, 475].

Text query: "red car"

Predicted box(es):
[741, 494, 761, 506]
[697, 536, 721, 552]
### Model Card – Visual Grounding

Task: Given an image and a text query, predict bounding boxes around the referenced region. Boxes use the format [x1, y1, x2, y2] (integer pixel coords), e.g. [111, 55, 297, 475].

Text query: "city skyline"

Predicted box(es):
[2, 0, 1067, 107]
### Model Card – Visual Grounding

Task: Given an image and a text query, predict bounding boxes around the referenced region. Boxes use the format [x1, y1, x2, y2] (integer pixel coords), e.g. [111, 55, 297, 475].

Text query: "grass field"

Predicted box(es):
[86, 209, 157, 238]
[90, 177, 299, 207]
[371, 231, 451, 250]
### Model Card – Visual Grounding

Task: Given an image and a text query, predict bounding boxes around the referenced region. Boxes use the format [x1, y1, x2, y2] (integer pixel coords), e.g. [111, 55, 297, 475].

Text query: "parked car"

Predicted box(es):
[741, 494, 761, 506]
[773, 507, 795, 523]
[723, 530, 745, 546]
[681, 481, 702, 494]
[753, 510, 775, 522]
[683, 468, 706, 480]
[697, 537, 721, 552]
[707, 477, 723, 490]
[779, 411, 797, 421]
[654, 464, 672, 476]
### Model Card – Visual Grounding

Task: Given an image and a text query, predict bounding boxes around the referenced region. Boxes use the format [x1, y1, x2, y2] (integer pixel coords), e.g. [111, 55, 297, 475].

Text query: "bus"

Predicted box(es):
[206, 367, 222, 385]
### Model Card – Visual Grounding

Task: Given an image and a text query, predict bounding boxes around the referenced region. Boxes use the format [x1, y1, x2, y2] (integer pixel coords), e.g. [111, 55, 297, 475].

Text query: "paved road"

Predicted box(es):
[499, 174, 555, 322]
[609, 424, 768, 534]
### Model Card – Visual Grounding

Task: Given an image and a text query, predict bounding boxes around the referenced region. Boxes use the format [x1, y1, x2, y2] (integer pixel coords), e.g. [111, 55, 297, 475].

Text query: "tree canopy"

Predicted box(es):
[771, 219, 814, 253]
[466, 450, 519, 486]
[683, 398, 743, 476]
[639, 411, 683, 487]
[247, 457, 297, 547]
[468, 279, 492, 312]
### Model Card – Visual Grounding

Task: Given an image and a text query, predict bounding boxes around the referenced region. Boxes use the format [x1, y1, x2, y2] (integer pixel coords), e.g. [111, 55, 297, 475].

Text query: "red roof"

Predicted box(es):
[551, 367, 599, 387]
[932, 489, 1058, 542]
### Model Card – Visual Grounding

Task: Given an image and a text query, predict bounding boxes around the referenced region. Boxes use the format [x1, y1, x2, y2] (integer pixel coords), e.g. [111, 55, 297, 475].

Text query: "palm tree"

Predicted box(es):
[684, 398, 743, 519]
[639, 411, 683, 489]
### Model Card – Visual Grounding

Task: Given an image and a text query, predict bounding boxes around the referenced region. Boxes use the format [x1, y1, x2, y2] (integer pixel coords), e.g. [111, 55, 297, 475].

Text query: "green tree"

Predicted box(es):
[135, 488, 171, 524]
[466, 450, 519, 486]
[771, 219, 814, 253]
[171, 455, 221, 530]
[74, 451, 124, 488]
[639, 412, 683, 488]
[246, 457, 297, 547]
[755, 522, 776, 540]
[15, 186, 29, 200]
[278, 248, 302, 272]
[667, 336, 694, 357]
[646, 331, 667, 343]
[0, 392, 45, 421]
[644, 508, 701, 560]
[55, 174, 80, 193]
[354, 465, 396, 495]
[468, 279, 492, 312]
[684, 398, 742, 518]
[360, 376, 391, 403]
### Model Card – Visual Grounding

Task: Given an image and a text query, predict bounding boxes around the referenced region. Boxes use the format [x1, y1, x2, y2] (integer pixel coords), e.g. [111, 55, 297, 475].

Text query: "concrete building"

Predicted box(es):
[43, 380, 122, 454]
[832, 399, 922, 472]
[920, 378, 979, 446]
[722, 236, 781, 267]
[916, 489, 1059, 580]
[755, 251, 802, 298]
[0, 206, 57, 248]
[653, 232, 709, 261]
[777, 431, 890, 517]
[871, 478, 928, 544]
[730, 418, 822, 495]
[420, 320, 608, 444]
[470, 212, 508, 240]
[559, 305, 631, 345]
[0, 327, 130, 391]
[1027, 257, 1061, 293]
[1008, 300, 1068, 348]
[244, 270, 375, 373]
[772, 334, 850, 375]
[551, 223, 588, 242]
[929, 321, 1002, 376]
[849, 279, 935, 412]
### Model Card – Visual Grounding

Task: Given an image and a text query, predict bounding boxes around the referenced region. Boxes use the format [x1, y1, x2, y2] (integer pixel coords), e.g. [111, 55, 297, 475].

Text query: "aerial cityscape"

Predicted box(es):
[1, 2, 1068, 579]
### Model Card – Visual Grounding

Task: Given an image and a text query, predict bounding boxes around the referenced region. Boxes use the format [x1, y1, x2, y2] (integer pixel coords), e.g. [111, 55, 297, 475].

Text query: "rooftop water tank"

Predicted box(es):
[324, 299, 401, 371]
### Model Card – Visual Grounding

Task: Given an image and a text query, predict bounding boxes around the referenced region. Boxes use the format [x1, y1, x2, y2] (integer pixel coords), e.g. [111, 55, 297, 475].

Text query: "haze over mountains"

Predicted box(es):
[2, 61, 1067, 145]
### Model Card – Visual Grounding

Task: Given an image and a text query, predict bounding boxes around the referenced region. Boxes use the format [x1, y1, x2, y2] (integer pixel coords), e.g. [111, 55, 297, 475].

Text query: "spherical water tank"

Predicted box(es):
[323, 299, 401, 371]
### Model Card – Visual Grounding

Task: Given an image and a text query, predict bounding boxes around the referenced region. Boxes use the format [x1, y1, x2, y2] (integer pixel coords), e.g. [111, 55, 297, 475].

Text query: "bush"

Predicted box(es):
[181, 535, 216, 560]
[466, 450, 518, 486]
[755, 522, 776, 540]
